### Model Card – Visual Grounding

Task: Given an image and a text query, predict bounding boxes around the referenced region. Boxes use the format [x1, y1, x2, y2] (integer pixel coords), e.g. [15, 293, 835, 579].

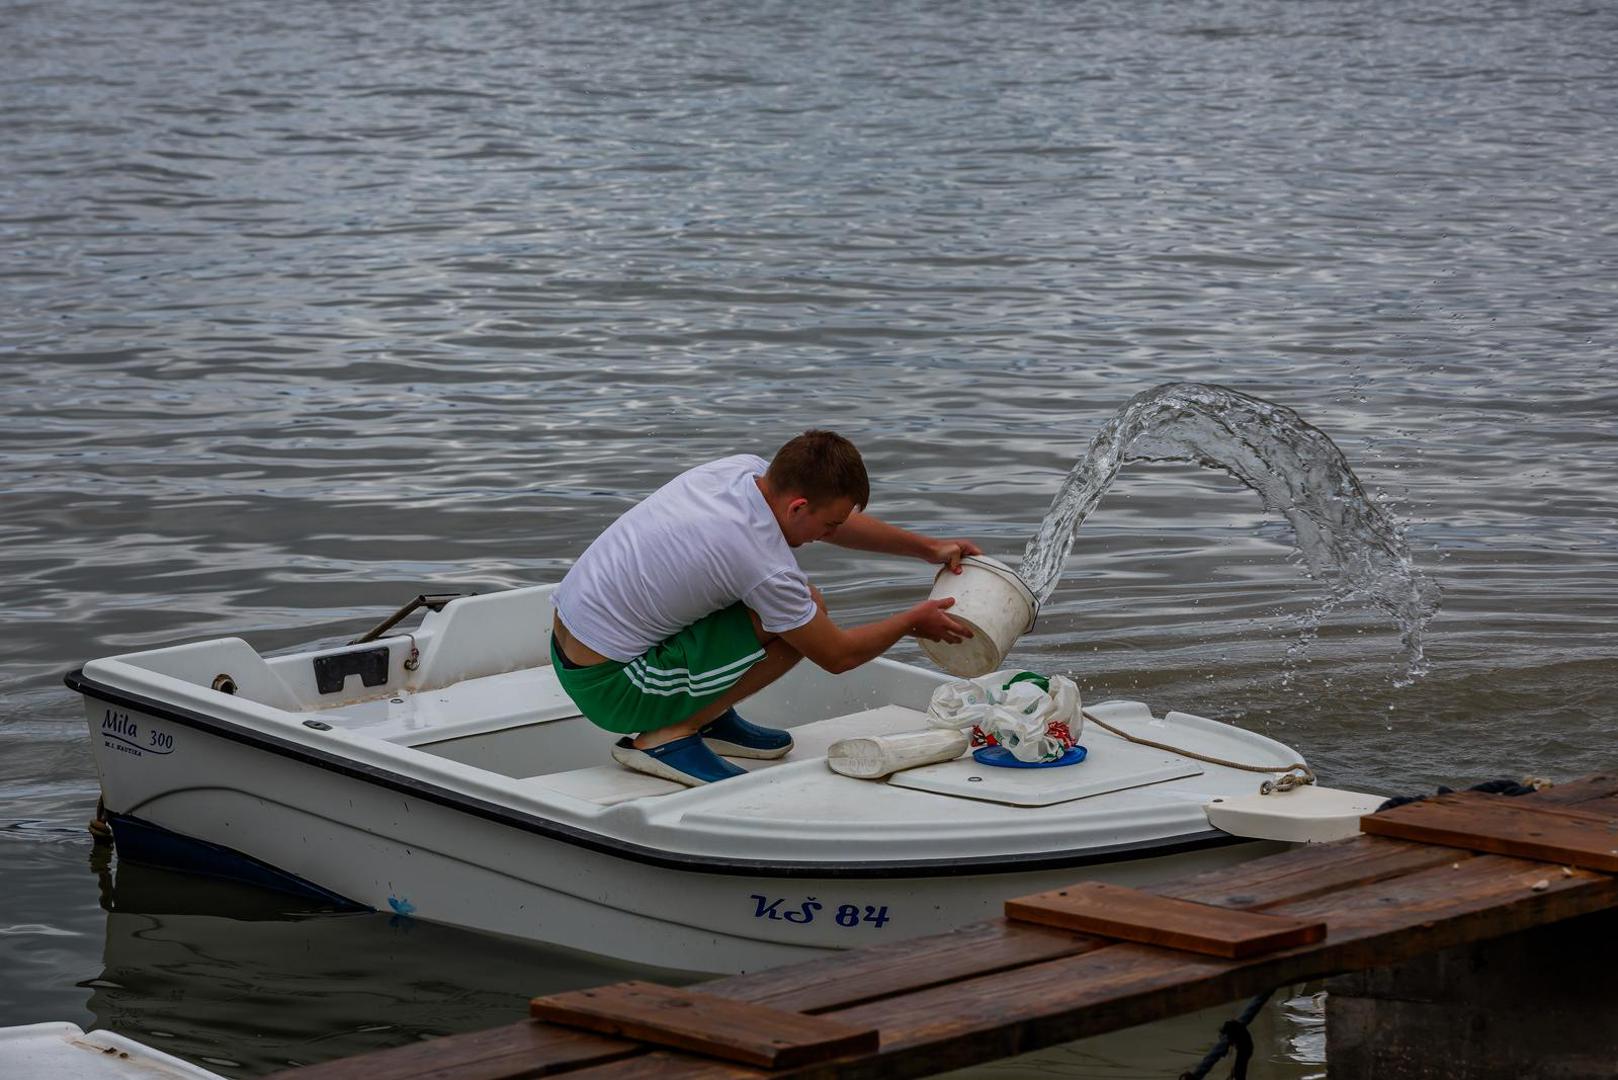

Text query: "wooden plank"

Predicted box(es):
[530, 981, 879, 1069]
[1150, 834, 1464, 910]
[262, 1021, 638, 1080]
[560, 1058, 761, 1080]
[1443, 798, 1618, 826]
[1005, 881, 1327, 958]
[1361, 792, 1618, 872]
[1522, 774, 1618, 807]
[704, 919, 1104, 1014]
[560, 855, 1618, 1080]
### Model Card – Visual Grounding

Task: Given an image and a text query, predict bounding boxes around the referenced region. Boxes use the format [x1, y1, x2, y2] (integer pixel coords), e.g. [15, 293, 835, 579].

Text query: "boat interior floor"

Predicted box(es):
[314, 665, 932, 807]
[524, 705, 929, 806]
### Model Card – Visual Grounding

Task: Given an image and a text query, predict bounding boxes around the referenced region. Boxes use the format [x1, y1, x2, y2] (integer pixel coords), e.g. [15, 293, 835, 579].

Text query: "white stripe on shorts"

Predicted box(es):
[623, 662, 753, 698]
[629, 648, 765, 684]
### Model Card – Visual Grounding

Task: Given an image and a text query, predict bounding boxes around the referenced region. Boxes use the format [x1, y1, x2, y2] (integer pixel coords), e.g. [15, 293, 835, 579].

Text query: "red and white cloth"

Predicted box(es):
[926, 673, 1082, 763]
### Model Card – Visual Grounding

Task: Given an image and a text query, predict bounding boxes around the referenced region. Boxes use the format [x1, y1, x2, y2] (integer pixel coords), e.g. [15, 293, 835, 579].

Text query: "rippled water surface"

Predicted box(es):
[3, 0, 1615, 1075]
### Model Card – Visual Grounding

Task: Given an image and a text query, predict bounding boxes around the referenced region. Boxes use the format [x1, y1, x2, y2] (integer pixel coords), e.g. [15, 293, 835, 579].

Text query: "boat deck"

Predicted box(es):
[309, 657, 945, 806]
[305, 658, 1285, 831]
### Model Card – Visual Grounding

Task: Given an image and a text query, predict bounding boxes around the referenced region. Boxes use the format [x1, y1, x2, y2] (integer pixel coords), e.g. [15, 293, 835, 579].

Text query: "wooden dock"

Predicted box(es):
[270, 774, 1618, 1080]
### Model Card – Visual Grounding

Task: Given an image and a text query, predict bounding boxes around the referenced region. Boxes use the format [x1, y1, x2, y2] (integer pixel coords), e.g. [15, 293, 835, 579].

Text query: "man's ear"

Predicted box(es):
[785, 496, 809, 516]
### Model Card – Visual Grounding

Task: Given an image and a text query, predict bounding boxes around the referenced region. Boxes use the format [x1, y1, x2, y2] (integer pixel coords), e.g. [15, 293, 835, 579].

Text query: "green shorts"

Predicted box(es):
[552, 603, 767, 735]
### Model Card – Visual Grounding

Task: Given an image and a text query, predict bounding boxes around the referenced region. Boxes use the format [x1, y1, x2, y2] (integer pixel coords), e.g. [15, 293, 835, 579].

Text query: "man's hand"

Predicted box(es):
[928, 538, 984, 574]
[908, 597, 973, 643]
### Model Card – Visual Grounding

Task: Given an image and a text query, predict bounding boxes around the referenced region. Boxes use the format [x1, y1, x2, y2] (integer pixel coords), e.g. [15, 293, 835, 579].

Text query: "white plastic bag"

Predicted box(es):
[926, 672, 1082, 763]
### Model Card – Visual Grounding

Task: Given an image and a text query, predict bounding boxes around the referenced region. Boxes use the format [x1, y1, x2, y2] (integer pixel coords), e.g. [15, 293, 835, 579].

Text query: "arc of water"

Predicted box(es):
[1017, 383, 1440, 682]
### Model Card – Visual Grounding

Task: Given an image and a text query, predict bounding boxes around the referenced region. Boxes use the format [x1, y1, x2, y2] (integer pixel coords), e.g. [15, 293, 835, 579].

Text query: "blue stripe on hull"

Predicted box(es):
[108, 812, 370, 912]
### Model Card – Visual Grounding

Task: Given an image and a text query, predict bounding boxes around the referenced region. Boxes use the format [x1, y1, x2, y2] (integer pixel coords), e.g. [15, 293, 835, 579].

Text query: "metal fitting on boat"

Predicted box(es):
[212, 673, 238, 695]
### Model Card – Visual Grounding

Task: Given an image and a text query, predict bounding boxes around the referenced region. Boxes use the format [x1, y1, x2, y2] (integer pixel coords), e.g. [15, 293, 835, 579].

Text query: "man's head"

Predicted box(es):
[760, 430, 869, 547]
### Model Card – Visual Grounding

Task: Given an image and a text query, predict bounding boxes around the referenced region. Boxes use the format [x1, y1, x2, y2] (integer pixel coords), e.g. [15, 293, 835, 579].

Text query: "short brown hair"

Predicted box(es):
[766, 430, 869, 508]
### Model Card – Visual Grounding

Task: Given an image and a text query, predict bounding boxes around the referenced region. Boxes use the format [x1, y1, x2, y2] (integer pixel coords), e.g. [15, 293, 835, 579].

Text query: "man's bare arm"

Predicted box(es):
[781, 600, 970, 675]
[829, 511, 983, 572]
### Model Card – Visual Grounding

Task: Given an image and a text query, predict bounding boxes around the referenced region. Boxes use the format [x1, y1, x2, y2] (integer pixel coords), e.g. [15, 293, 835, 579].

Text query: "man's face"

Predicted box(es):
[782, 496, 857, 548]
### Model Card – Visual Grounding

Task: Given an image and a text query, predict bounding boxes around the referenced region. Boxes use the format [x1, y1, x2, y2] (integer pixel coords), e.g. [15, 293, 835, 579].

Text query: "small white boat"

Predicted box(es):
[67, 585, 1356, 975]
[0, 1023, 228, 1080]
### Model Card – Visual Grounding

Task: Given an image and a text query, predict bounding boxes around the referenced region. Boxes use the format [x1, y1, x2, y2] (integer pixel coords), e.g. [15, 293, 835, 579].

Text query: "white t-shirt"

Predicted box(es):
[554, 454, 818, 661]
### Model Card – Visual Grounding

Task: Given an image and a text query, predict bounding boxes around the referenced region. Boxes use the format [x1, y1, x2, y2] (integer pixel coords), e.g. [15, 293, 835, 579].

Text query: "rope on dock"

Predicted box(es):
[1179, 988, 1272, 1080]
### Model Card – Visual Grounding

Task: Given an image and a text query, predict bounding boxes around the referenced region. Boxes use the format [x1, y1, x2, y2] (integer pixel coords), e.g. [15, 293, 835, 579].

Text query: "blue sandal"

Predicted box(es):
[611, 734, 747, 786]
[700, 708, 794, 759]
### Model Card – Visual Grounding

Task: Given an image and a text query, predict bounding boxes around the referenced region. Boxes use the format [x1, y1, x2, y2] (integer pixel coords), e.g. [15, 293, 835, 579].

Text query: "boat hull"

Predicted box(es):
[80, 690, 1280, 975]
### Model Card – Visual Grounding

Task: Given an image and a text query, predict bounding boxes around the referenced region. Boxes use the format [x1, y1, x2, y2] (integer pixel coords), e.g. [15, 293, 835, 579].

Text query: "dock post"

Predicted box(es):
[1325, 908, 1618, 1079]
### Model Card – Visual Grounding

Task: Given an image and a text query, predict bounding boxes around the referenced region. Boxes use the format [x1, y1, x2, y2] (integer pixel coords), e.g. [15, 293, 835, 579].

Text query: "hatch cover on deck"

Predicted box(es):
[888, 736, 1203, 807]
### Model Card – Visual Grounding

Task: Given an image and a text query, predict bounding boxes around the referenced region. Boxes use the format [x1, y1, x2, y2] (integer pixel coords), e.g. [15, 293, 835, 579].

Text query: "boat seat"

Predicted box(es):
[316, 664, 580, 745]
[104, 637, 304, 712]
[407, 585, 555, 691]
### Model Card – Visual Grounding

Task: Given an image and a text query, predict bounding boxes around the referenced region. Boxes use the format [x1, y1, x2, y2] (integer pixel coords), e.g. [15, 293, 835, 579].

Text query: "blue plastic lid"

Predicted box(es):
[971, 745, 1087, 769]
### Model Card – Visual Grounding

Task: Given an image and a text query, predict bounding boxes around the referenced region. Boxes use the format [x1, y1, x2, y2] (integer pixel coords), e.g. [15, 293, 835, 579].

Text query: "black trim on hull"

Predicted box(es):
[66, 668, 1251, 880]
[109, 812, 370, 911]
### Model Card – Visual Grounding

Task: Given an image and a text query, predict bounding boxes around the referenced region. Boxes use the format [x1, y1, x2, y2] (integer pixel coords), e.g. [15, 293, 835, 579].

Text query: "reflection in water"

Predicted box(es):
[86, 857, 663, 1077]
[1020, 384, 1441, 684]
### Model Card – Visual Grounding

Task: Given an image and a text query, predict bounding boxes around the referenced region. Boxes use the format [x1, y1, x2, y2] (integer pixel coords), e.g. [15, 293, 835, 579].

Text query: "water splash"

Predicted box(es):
[1019, 383, 1441, 683]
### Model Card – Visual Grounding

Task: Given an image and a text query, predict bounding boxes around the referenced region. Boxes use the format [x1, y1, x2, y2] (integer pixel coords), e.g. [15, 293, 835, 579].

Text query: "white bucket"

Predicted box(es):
[918, 555, 1038, 678]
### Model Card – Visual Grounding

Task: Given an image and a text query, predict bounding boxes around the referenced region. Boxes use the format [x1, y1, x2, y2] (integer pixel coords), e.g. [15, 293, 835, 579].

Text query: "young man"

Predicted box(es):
[550, 430, 979, 786]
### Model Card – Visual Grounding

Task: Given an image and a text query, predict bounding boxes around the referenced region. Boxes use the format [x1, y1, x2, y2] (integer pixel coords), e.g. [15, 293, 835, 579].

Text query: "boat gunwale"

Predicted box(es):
[65, 666, 1248, 879]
